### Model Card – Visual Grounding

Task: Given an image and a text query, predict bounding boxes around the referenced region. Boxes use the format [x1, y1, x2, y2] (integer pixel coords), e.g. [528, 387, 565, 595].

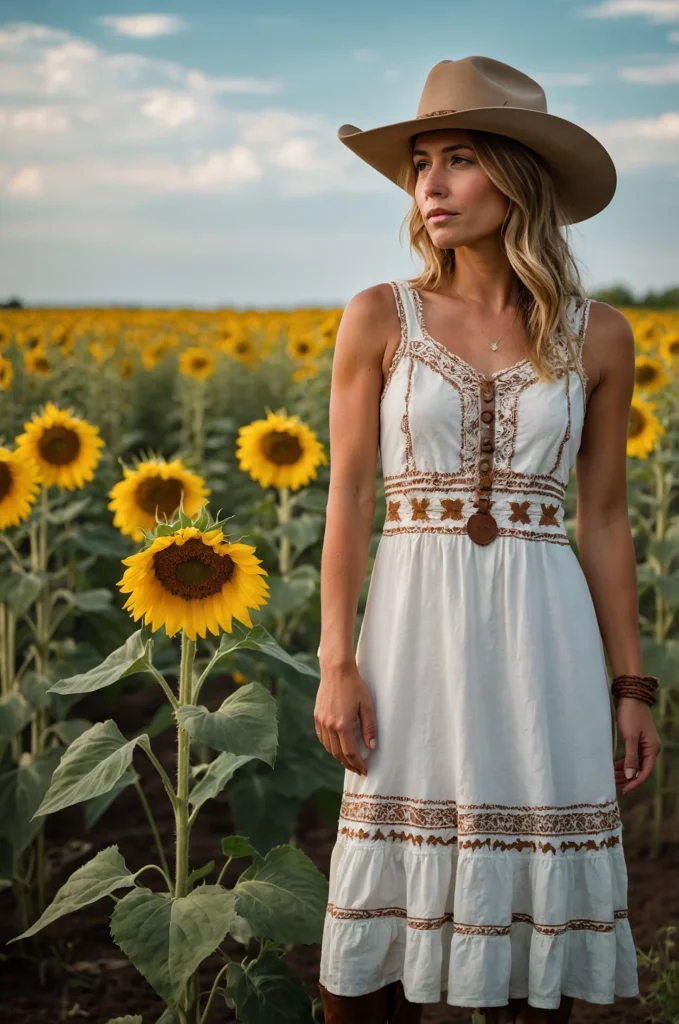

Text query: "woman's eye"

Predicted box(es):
[414, 156, 468, 171]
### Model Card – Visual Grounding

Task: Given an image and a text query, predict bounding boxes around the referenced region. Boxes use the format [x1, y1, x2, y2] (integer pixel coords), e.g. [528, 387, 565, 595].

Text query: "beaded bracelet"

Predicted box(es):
[611, 673, 658, 707]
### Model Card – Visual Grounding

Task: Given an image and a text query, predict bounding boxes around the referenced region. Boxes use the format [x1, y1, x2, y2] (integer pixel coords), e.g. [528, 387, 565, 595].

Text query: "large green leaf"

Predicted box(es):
[234, 844, 328, 945]
[188, 752, 256, 810]
[9, 845, 137, 942]
[0, 692, 34, 740]
[262, 575, 316, 617]
[49, 631, 152, 695]
[168, 885, 238, 1000]
[223, 949, 314, 1023]
[0, 748, 63, 853]
[177, 682, 277, 766]
[110, 888, 174, 1004]
[34, 720, 147, 817]
[202, 623, 319, 681]
[58, 588, 113, 613]
[0, 570, 45, 617]
[84, 768, 139, 831]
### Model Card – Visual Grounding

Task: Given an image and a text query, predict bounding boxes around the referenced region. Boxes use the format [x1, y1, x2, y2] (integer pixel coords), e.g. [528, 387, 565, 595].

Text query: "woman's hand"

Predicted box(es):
[314, 662, 377, 776]
[614, 698, 662, 795]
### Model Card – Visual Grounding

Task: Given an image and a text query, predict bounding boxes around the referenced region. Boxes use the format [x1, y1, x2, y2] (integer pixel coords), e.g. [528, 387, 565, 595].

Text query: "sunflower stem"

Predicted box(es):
[175, 633, 196, 900]
[192, 381, 205, 472]
[146, 663, 180, 711]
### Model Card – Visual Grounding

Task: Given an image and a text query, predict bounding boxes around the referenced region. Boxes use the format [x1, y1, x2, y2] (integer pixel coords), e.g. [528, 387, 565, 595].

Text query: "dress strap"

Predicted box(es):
[390, 280, 422, 342]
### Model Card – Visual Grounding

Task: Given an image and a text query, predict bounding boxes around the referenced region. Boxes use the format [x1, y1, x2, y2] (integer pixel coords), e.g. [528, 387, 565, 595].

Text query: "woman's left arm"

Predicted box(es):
[573, 299, 662, 797]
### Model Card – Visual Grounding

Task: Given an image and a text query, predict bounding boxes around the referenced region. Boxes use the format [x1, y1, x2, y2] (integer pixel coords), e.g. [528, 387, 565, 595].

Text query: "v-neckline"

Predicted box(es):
[409, 284, 535, 383]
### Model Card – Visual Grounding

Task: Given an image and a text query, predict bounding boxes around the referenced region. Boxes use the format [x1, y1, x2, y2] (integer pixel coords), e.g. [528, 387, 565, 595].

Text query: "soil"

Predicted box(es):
[1, 675, 677, 1024]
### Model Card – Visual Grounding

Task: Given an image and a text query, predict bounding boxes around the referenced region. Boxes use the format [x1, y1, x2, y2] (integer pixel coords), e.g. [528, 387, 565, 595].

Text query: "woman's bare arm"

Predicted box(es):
[575, 300, 662, 795]
[314, 283, 397, 776]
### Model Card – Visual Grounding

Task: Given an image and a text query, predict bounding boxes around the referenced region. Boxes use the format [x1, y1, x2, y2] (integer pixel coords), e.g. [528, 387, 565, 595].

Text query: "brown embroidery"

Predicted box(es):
[326, 903, 629, 934]
[539, 503, 560, 526]
[339, 793, 623, 837]
[402, 358, 415, 472]
[410, 497, 430, 520]
[386, 499, 401, 522]
[338, 825, 621, 855]
[508, 500, 531, 524]
[441, 498, 464, 520]
[380, 282, 409, 405]
[384, 468, 566, 502]
[381, 524, 571, 545]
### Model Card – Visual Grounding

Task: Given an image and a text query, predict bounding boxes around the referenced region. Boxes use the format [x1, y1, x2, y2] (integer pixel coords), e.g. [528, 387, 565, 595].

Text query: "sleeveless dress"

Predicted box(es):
[317, 280, 640, 1011]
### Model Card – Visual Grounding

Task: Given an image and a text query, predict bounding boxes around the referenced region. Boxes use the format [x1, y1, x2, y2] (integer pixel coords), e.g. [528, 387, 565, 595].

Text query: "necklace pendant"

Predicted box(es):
[491, 342, 498, 351]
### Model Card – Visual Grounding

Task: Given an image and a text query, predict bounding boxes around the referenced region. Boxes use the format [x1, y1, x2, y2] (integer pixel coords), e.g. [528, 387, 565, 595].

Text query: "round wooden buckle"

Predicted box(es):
[466, 511, 498, 545]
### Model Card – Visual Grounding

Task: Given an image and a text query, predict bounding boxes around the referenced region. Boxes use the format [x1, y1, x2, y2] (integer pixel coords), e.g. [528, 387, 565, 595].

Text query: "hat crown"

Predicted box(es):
[415, 56, 548, 120]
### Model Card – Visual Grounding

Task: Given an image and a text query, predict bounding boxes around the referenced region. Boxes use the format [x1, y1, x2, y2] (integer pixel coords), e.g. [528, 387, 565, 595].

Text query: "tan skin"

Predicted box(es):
[313, 127, 662, 805]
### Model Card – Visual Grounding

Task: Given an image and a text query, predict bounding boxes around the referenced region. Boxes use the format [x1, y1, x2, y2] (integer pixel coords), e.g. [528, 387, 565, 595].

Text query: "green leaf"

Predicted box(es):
[177, 682, 277, 766]
[0, 692, 34, 740]
[9, 845, 137, 942]
[49, 630, 152, 695]
[34, 720, 146, 817]
[202, 624, 319, 684]
[73, 524, 131, 559]
[234, 844, 328, 945]
[47, 497, 91, 524]
[188, 752, 256, 809]
[0, 748, 63, 853]
[275, 515, 322, 556]
[51, 719, 93, 746]
[59, 589, 113, 613]
[168, 885, 237, 1000]
[262, 575, 315, 617]
[110, 888, 174, 1004]
[186, 861, 215, 888]
[0, 571, 45, 617]
[223, 949, 314, 1023]
[84, 768, 139, 831]
[221, 835, 261, 862]
[19, 671, 53, 710]
[106, 1017, 143, 1024]
[156, 1011, 180, 1024]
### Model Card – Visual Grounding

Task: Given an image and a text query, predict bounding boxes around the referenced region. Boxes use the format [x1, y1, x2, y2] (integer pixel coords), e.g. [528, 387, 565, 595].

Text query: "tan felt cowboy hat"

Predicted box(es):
[337, 56, 617, 225]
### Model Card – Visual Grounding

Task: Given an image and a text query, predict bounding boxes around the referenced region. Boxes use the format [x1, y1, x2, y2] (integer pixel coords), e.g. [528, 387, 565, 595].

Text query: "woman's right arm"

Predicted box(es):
[313, 283, 396, 777]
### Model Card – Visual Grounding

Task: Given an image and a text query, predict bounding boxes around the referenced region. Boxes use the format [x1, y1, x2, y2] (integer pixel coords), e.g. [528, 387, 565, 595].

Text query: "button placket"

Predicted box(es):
[466, 378, 499, 545]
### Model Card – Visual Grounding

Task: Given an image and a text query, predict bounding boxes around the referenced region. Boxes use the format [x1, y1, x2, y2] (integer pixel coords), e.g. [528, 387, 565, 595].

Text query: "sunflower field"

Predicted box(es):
[0, 299, 678, 1023]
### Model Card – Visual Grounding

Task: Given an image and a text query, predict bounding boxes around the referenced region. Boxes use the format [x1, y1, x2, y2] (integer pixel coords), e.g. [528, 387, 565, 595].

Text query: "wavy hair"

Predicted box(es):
[395, 128, 588, 386]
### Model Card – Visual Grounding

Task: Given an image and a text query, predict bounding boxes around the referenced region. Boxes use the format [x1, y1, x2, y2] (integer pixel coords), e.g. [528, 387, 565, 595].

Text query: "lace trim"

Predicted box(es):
[380, 282, 409, 405]
[326, 903, 629, 932]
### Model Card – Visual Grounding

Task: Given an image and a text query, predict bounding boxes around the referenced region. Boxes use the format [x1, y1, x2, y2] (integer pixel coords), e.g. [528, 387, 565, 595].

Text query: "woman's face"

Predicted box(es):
[412, 128, 509, 247]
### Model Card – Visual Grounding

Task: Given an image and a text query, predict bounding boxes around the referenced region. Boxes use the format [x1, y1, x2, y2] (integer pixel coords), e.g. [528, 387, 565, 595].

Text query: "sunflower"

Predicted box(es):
[236, 409, 327, 490]
[286, 333, 323, 362]
[627, 395, 664, 459]
[24, 347, 52, 377]
[51, 324, 75, 356]
[16, 401, 105, 490]
[178, 346, 217, 381]
[118, 526, 269, 641]
[634, 354, 670, 393]
[108, 457, 210, 541]
[659, 331, 679, 365]
[0, 354, 13, 391]
[0, 447, 40, 529]
[291, 363, 319, 383]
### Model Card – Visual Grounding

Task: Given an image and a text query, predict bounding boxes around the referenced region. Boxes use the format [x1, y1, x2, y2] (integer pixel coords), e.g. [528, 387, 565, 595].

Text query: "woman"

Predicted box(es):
[313, 57, 662, 1023]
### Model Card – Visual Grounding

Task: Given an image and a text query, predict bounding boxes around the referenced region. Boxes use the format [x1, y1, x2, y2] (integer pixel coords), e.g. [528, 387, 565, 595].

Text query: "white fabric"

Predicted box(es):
[318, 280, 640, 1011]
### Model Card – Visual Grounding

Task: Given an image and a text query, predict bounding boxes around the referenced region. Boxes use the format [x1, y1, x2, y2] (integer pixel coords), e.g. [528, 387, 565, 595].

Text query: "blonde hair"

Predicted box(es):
[396, 128, 588, 386]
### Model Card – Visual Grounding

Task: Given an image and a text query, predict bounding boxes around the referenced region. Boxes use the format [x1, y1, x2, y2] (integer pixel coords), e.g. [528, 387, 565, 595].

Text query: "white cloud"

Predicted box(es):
[140, 91, 200, 127]
[670, 28, 679, 36]
[7, 165, 43, 195]
[0, 106, 68, 132]
[583, 110, 679, 170]
[580, 1, 679, 22]
[620, 57, 679, 80]
[98, 15, 186, 38]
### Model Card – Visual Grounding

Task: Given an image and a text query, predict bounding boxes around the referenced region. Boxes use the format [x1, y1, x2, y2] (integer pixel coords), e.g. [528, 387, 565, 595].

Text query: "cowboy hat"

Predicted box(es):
[337, 56, 617, 225]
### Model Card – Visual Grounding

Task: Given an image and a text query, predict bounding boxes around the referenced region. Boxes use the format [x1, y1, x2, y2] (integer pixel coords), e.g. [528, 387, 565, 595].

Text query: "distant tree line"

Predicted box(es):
[1, 285, 678, 310]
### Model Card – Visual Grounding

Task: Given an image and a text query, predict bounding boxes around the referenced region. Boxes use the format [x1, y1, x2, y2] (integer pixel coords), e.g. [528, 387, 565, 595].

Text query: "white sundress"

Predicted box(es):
[318, 280, 640, 1011]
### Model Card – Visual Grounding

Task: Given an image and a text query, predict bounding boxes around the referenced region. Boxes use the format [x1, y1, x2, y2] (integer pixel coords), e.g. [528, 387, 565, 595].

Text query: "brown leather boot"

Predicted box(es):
[318, 979, 424, 1023]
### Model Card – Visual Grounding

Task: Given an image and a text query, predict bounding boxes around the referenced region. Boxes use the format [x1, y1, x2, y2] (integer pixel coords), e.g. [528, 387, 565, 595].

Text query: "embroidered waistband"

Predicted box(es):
[382, 484, 570, 544]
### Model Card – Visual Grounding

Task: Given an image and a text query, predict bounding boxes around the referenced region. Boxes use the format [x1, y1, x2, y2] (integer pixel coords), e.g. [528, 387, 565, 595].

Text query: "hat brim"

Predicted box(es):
[338, 107, 616, 224]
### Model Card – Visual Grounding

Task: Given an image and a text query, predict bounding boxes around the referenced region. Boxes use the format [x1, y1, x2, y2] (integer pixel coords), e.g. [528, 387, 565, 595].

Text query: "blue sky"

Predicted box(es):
[1, 0, 678, 307]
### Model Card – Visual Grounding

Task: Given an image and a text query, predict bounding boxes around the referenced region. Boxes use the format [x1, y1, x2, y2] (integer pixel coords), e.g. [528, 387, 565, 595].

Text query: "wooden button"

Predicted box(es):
[481, 410, 494, 423]
[466, 511, 498, 545]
